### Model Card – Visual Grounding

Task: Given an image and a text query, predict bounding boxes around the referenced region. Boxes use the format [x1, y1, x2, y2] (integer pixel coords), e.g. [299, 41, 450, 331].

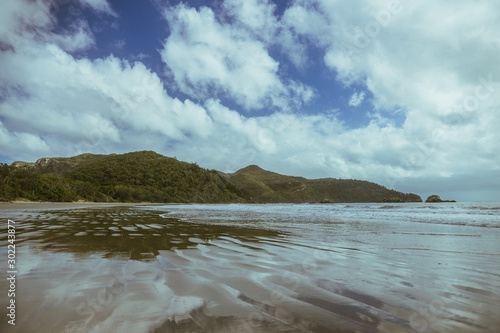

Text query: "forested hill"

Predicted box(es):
[221, 165, 422, 203]
[0, 151, 241, 203]
[0, 151, 422, 203]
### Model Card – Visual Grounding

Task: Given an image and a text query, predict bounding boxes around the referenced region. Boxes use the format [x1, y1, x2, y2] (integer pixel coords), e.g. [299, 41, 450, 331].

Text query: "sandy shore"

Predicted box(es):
[0, 201, 166, 210]
[1, 204, 499, 332]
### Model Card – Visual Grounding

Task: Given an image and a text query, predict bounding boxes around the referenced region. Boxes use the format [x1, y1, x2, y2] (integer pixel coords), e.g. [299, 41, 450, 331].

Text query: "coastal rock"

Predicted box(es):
[383, 197, 404, 203]
[425, 195, 456, 203]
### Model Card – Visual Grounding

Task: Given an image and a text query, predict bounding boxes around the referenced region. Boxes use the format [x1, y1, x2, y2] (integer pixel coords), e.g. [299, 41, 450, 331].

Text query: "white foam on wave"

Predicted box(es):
[155, 202, 500, 229]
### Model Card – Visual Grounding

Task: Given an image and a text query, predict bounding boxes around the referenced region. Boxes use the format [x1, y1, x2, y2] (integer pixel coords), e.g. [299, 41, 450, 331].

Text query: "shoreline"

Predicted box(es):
[1, 204, 497, 332]
[0, 201, 167, 210]
[0, 201, 488, 211]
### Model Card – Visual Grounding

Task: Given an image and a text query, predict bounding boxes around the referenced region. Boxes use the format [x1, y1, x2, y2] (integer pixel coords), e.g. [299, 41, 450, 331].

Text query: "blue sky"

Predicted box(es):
[1, 0, 499, 201]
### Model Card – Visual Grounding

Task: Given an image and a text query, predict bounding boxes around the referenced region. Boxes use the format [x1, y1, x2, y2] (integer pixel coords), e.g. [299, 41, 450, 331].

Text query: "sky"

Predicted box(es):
[0, 0, 499, 201]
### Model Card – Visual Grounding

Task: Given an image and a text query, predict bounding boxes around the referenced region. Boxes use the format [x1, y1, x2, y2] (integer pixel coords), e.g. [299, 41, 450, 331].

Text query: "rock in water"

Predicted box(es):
[425, 195, 456, 203]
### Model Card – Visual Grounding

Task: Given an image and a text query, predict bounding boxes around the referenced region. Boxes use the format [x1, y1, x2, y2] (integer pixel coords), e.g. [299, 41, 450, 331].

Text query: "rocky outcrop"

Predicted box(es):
[319, 199, 334, 203]
[425, 195, 456, 203]
[9, 154, 109, 177]
[34, 158, 78, 173]
[383, 197, 404, 203]
[12, 161, 35, 168]
[383, 196, 423, 203]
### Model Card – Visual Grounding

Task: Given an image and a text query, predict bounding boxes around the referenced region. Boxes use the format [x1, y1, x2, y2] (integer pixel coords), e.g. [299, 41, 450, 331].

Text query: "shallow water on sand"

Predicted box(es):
[1, 203, 499, 332]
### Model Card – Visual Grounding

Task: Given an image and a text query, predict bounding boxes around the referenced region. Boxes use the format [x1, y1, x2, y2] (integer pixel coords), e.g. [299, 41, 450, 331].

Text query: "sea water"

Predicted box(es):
[0, 202, 499, 332]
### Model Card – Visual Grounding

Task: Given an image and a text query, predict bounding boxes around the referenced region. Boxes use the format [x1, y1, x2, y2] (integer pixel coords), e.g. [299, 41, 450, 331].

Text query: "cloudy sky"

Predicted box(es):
[1, 0, 499, 201]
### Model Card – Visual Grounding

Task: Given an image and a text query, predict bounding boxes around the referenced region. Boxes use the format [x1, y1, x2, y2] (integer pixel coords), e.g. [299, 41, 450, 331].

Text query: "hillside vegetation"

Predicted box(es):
[222, 165, 422, 203]
[0, 151, 241, 203]
[0, 151, 422, 203]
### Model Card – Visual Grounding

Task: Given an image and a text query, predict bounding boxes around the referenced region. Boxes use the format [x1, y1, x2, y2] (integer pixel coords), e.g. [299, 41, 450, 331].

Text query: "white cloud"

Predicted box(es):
[221, 0, 307, 67]
[47, 20, 95, 52]
[161, 4, 314, 111]
[222, 0, 277, 41]
[0, 37, 214, 159]
[0, 0, 95, 53]
[0, 0, 53, 43]
[78, 0, 116, 16]
[348, 90, 365, 107]
[287, 0, 500, 115]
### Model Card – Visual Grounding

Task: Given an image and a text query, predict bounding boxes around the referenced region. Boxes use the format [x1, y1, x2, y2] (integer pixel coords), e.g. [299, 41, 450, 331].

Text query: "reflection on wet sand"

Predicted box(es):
[1, 205, 499, 333]
[5, 207, 283, 260]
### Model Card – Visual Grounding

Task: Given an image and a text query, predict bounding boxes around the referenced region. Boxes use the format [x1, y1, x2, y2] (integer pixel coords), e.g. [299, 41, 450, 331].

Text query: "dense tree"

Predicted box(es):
[0, 152, 243, 203]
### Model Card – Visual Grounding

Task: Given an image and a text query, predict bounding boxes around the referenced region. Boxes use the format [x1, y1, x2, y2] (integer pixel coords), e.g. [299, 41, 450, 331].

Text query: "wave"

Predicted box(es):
[470, 206, 500, 210]
[154, 203, 500, 232]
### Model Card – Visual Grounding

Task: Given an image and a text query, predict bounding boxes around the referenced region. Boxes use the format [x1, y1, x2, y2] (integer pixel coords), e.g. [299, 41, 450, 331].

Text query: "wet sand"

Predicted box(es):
[0, 201, 166, 210]
[1, 205, 499, 332]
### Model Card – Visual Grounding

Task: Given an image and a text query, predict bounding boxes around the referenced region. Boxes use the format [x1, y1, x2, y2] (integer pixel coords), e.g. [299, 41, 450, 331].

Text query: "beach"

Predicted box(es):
[1, 203, 499, 332]
[0, 202, 167, 210]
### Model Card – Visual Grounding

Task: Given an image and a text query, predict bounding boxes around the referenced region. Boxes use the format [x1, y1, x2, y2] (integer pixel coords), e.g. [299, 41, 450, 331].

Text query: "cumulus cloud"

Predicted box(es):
[0, 0, 95, 53]
[222, 0, 278, 41]
[348, 90, 365, 107]
[78, 0, 116, 16]
[287, 0, 500, 115]
[0, 0, 53, 45]
[0, 42, 215, 159]
[0, 0, 213, 161]
[161, 3, 314, 111]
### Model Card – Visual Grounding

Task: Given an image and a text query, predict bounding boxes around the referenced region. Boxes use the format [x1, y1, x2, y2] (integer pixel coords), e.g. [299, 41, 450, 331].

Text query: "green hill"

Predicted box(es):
[223, 165, 422, 203]
[0, 151, 422, 203]
[1, 151, 241, 203]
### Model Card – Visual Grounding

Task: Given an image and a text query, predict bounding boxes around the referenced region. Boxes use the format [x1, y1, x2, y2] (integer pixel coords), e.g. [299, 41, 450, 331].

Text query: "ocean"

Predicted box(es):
[1, 202, 499, 332]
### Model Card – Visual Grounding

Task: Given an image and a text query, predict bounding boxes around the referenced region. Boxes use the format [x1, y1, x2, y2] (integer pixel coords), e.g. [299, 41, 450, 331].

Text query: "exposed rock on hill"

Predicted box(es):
[11, 161, 35, 168]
